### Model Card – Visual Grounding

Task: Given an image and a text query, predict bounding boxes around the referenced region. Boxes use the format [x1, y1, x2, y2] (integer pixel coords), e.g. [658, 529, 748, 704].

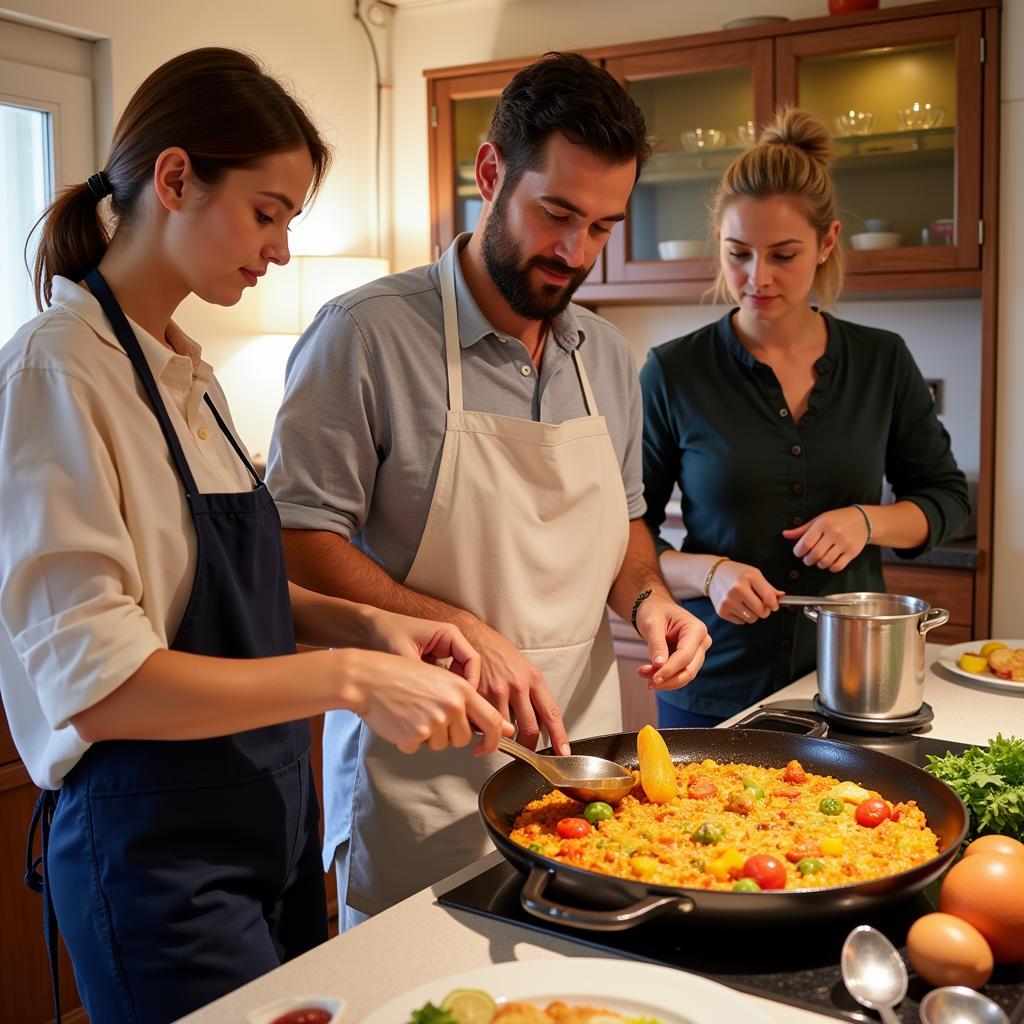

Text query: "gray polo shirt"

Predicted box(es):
[267, 235, 645, 582]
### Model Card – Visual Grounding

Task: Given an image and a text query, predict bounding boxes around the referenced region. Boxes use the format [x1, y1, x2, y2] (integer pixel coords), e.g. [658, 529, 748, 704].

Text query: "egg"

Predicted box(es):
[939, 853, 1024, 962]
[907, 913, 994, 988]
[962, 834, 1024, 863]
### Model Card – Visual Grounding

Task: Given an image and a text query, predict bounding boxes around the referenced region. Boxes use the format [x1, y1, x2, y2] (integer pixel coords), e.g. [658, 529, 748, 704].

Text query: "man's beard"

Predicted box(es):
[480, 188, 592, 321]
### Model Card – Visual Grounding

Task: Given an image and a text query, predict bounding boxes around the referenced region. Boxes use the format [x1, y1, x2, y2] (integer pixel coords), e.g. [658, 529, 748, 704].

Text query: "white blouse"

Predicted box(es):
[0, 277, 254, 788]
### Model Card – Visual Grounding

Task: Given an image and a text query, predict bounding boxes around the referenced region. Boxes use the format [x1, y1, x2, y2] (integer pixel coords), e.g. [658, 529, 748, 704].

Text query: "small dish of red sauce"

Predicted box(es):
[245, 995, 344, 1024]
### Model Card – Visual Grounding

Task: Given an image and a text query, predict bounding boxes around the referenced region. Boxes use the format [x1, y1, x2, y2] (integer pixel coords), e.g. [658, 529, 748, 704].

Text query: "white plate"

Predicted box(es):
[936, 639, 1024, 692]
[360, 957, 776, 1024]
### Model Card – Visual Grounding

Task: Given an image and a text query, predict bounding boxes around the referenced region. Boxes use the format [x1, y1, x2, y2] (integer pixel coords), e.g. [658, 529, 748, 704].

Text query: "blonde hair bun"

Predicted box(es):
[758, 106, 835, 171]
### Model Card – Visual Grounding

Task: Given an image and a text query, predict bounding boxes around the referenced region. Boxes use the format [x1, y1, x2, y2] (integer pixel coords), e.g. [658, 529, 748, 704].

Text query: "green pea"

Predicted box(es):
[819, 797, 844, 815]
[583, 801, 614, 824]
[733, 877, 761, 892]
[797, 858, 824, 875]
[742, 778, 766, 800]
[528, 843, 543, 853]
[691, 822, 725, 846]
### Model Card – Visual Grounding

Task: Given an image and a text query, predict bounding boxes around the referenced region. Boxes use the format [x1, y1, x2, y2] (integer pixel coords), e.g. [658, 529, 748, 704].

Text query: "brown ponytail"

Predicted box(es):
[31, 47, 331, 309]
[709, 106, 845, 307]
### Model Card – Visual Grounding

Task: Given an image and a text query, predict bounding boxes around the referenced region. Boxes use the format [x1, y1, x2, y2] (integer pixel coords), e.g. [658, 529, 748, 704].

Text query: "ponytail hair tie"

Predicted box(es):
[87, 171, 112, 200]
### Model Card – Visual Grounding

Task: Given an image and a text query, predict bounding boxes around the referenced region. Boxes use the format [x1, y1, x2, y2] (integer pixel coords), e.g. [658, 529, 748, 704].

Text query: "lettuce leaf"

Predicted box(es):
[408, 1003, 459, 1024]
[925, 733, 1024, 840]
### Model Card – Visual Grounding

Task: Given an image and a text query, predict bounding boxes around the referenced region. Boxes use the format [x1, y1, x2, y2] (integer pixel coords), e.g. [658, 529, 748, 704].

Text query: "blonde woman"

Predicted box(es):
[640, 107, 969, 727]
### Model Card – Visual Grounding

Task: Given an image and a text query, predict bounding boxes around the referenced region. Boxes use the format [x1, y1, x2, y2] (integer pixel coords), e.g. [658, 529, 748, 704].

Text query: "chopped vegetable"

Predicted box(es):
[818, 796, 844, 815]
[555, 817, 591, 839]
[828, 781, 871, 805]
[583, 801, 614, 824]
[925, 734, 1024, 841]
[820, 837, 845, 857]
[691, 821, 725, 846]
[783, 759, 808, 784]
[409, 1003, 459, 1024]
[741, 778, 766, 800]
[797, 857, 824, 875]
[637, 725, 676, 804]
[707, 847, 745, 881]
[733, 877, 761, 892]
[528, 843, 542, 853]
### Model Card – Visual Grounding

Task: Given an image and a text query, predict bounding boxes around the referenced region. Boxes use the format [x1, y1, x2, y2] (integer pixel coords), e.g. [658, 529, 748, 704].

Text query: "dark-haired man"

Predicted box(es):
[267, 52, 711, 922]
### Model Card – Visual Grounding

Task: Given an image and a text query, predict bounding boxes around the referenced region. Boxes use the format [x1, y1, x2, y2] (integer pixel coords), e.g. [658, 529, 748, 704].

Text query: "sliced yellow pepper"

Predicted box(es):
[630, 855, 658, 878]
[637, 724, 676, 804]
[828, 781, 872, 805]
[820, 837, 845, 857]
[708, 847, 746, 881]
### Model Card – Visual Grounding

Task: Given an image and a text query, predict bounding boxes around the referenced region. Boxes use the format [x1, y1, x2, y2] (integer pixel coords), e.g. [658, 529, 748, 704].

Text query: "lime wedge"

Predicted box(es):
[440, 988, 497, 1024]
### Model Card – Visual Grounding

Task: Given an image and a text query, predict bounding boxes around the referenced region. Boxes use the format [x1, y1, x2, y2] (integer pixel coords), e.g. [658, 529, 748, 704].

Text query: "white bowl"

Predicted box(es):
[850, 231, 902, 251]
[245, 995, 345, 1024]
[658, 239, 705, 260]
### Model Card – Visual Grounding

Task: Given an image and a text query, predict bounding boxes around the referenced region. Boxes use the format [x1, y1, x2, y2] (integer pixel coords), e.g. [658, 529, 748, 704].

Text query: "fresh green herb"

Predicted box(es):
[925, 733, 1024, 840]
[409, 1002, 459, 1024]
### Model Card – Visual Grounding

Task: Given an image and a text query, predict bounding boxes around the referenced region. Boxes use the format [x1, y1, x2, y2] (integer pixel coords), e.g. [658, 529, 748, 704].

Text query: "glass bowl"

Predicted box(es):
[833, 111, 878, 136]
[681, 128, 725, 151]
[896, 103, 945, 130]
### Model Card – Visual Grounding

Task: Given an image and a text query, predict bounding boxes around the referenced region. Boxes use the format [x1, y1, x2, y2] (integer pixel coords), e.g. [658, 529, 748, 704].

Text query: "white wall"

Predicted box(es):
[993, 0, 1024, 635]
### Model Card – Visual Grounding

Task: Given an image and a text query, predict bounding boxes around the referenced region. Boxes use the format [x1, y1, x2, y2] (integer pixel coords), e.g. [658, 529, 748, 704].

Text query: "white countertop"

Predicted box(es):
[177, 645, 1022, 1024]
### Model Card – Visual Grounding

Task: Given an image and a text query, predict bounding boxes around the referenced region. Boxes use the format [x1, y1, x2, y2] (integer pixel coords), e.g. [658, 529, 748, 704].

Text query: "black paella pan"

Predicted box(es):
[478, 710, 968, 931]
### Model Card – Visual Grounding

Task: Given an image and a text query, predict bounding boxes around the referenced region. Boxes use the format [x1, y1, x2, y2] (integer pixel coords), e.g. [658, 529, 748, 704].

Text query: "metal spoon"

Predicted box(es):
[919, 986, 1009, 1024]
[841, 925, 908, 1024]
[778, 595, 861, 607]
[497, 735, 635, 804]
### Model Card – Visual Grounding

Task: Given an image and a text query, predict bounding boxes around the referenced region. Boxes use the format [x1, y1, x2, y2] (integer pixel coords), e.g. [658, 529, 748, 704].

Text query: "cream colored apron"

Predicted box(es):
[343, 244, 630, 915]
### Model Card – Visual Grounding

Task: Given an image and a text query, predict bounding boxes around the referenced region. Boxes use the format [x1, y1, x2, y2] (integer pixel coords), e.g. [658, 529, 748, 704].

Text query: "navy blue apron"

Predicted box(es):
[24, 268, 327, 1023]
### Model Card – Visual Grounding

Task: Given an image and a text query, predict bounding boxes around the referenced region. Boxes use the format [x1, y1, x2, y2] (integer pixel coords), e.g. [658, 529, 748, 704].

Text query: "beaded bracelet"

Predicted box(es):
[852, 503, 874, 545]
[703, 556, 730, 597]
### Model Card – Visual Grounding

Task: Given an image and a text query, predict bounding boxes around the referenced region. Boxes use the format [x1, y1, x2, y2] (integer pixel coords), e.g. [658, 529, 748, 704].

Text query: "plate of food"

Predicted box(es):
[936, 640, 1024, 691]
[361, 957, 777, 1024]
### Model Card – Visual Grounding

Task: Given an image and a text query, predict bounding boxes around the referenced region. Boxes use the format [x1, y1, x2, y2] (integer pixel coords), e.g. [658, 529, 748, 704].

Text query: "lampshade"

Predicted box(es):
[256, 255, 390, 334]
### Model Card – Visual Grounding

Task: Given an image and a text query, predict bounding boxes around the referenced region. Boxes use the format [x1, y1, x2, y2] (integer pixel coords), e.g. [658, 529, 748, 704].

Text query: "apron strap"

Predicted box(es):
[84, 268, 202, 497]
[439, 251, 464, 414]
[571, 349, 600, 417]
[25, 790, 62, 1024]
[204, 394, 261, 486]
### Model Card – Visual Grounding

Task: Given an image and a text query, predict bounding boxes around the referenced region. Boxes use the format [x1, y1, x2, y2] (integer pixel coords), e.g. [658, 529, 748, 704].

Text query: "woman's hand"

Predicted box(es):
[363, 608, 481, 688]
[341, 649, 511, 756]
[782, 506, 870, 573]
[708, 561, 783, 625]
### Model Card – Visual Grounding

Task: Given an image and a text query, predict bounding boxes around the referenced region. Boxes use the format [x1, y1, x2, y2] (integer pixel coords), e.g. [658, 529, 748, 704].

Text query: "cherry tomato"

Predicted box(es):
[855, 798, 892, 828]
[783, 760, 808, 785]
[556, 817, 592, 839]
[742, 854, 787, 890]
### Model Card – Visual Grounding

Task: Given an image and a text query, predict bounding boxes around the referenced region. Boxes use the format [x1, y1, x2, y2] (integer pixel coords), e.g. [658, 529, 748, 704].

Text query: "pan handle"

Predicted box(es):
[520, 865, 692, 931]
[803, 606, 819, 623]
[731, 707, 829, 738]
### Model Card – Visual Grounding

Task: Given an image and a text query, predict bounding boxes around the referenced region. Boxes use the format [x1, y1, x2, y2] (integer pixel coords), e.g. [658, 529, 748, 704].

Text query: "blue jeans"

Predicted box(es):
[656, 699, 724, 729]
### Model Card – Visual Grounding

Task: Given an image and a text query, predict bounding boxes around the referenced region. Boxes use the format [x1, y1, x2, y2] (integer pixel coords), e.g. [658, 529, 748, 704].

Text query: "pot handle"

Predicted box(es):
[731, 707, 829, 738]
[520, 865, 692, 931]
[803, 606, 819, 623]
[919, 607, 950, 635]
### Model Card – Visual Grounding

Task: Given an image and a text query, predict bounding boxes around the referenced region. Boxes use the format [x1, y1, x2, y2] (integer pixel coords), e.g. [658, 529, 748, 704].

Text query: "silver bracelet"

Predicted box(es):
[852, 503, 873, 545]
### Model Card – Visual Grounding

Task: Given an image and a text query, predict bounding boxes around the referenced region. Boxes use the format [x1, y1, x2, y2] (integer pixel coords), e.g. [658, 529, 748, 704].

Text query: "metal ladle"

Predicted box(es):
[778, 595, 861, 608]
[841, 924, 908, 1024]
[497, 735, 635, 804]
[919, 986, 1009, 1024]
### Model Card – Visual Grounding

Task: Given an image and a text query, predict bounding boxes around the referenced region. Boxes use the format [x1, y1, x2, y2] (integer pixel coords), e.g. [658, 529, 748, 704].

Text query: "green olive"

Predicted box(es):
[797, 857, 824, 875]
[819, 796, 844, 815]
[583, 801, 614, 824]
[528, 843, 543, 853]
[742, 778, 766, 800]
[733, 877, 761, 892]
[691, 822, 725, 846]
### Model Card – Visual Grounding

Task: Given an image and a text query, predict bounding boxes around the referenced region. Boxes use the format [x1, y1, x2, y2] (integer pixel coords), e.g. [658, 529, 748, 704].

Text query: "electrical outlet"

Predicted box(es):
[924, 378, 944, 414]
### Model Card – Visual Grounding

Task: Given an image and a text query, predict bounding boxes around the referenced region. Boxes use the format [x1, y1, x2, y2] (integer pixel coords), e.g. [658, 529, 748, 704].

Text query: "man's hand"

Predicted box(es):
[363, 608, 481, 687]
[635, 594, 711, 691]
[459, 617, 571, 756]
[782, 506, 870, 573]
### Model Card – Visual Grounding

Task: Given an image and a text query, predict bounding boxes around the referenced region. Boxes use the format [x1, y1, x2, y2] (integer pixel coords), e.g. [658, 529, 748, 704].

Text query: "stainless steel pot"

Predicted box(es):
[805, 593, 949, 719]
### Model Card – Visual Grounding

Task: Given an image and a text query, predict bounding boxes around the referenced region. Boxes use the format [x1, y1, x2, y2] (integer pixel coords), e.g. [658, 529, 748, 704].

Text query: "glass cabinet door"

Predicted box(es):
[605, 40, 772, 285]
[776, 12, 982, 275]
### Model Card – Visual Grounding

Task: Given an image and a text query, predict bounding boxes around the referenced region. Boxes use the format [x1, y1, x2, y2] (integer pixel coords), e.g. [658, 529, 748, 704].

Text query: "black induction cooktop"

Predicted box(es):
[438, 726, 1024, 1023]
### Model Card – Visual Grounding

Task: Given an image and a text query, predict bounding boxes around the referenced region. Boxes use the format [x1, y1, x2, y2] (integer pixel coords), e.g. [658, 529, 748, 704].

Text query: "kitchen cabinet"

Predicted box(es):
[425, 0, 998, 301]
[0, 702, 337, 1023]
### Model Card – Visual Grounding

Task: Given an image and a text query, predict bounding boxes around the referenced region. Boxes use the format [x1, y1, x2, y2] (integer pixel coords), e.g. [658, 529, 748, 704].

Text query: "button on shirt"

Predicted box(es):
[268, 234, 645, 582]
[0, 278, 254, 788]
[641, 309, 969, 719]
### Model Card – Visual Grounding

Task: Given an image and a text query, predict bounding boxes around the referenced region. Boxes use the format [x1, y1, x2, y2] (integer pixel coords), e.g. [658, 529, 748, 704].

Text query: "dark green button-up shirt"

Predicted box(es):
[641, 310, 970, 718]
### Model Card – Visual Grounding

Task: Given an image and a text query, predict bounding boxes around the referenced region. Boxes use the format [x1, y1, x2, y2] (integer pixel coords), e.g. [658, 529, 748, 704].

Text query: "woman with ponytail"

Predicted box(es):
[640, 107, 970, 727]
[1, 47, 507, 1023]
